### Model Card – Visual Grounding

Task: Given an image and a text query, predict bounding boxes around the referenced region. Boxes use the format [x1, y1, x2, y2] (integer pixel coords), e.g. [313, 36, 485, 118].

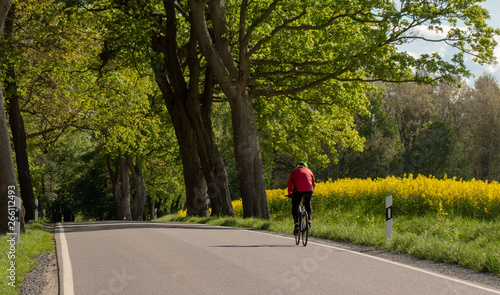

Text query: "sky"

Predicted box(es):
[396, 0, 500, 86]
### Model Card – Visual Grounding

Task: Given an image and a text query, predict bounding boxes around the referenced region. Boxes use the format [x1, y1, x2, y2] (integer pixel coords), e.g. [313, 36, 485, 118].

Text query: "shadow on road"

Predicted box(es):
[212, 244, 295, 248]
[58, 221, 238, 233]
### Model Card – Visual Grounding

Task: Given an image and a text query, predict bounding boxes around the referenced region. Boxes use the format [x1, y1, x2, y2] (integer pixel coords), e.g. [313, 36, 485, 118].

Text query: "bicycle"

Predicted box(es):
[287, 194, 310, 246]
[295, 201, 309, 246]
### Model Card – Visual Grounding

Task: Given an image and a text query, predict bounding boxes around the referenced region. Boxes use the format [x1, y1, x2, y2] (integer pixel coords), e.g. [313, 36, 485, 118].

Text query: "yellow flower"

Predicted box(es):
[265, 174, 500, 219]
[178, 209, 187, 218]
[232, 199, 244, 216]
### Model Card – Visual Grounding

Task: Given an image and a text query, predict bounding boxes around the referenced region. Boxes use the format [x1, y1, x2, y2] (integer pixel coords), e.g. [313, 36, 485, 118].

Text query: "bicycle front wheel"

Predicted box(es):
[301, 212, 308, 246]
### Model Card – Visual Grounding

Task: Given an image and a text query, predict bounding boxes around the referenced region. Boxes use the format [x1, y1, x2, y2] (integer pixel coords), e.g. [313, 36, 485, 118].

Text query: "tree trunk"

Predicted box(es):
[154, 71, 207, 216]
[0, 0, 11, 34]
[151, 3, 234, 216]
[229, 93, 270, 219]
[127, 155, 148, 220]
[107, 156, 132, 220]
[5, 69, 37, 221]
[185, 101, 235, 217]
[189, 0, 270, 219]
[163, 87, 208, 216]
[3, 4, 36, 221]
[0, 0, 15, 234]
[107, 156, 120, 218]
[152, 2, 207, 216]
[185, 68, 234, 216]
[0, 88, 18, 233]
[118, 157, 132, 220]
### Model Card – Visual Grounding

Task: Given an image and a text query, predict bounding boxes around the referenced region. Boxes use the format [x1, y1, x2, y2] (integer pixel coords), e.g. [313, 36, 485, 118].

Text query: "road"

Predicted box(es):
[55, 221, 500, 295]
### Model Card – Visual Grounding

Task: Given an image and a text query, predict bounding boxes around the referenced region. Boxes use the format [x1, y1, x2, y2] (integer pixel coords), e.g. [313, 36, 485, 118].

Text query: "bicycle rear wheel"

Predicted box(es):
[295, 223, 300, 245]
[301, 212, 308, 246]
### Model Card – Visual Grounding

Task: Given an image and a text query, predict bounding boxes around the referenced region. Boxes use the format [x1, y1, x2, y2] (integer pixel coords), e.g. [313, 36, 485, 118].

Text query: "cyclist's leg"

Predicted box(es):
[291, 193, 302, 234]
[304, 192, 312, 224]
[291, 193, 301, 223]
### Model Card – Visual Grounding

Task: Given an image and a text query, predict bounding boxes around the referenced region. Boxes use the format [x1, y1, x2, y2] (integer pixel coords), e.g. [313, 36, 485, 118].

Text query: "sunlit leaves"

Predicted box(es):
[86, 70, 154, 156]
[254, 82, 369, 166]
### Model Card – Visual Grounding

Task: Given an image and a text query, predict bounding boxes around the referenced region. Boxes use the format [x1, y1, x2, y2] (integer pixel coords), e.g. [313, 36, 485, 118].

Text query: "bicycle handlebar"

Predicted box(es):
[285, 194, 315, 198]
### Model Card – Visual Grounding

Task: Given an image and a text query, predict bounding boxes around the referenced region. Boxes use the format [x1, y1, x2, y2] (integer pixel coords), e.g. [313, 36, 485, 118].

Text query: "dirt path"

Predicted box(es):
[18, 252, 58, 295]
[18, 223, 59, 295]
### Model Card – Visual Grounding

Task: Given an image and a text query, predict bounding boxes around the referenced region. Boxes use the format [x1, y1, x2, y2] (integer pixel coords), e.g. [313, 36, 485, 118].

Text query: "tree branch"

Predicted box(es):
[188, 0, 236, 98]
[247, 9, 306, 57]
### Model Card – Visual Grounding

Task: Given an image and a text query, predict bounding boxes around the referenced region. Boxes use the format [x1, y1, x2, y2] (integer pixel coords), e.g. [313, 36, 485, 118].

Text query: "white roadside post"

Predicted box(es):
[35, 199, 39, 221]
[14, 196, 21, 244]
[386, 195, 393, 240]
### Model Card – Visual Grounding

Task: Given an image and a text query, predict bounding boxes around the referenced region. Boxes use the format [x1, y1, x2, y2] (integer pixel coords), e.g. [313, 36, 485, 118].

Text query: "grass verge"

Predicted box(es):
[157, 210, 500, 276]
[0, 221, 55, 295]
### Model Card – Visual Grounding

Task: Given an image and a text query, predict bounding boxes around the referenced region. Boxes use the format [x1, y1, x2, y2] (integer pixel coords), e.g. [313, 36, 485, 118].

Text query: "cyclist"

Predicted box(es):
[287, 162, 315, 235]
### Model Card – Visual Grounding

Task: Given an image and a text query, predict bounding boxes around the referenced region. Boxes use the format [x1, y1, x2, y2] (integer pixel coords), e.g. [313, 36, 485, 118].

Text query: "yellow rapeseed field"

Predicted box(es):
[265, 174, 500, 219]
[179, 175, 499, 219]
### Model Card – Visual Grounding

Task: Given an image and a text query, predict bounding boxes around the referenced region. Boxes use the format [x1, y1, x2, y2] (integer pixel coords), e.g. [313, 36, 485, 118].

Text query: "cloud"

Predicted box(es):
[485, 35, 500, 75]
[397, 25, 500, 84]
[412, 25, 450, 39]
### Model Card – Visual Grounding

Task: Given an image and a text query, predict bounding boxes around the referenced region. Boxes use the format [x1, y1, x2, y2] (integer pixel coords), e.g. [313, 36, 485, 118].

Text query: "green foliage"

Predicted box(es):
[43, 130, 107, 221]
[80, 68, 158, 158]
[0, 0, 99, 146]
[69, 150, 116, 220]
[255, 93, 368, 167]
[236, 0, 499, 88]
[230, 0, 500, 184]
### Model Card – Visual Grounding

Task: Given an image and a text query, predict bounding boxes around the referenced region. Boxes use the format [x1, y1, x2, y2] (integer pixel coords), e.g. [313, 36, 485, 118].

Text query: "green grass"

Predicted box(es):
[389, 214, 500, 274]
[157, 208, 500, 276]
[0, 221, 55, 295]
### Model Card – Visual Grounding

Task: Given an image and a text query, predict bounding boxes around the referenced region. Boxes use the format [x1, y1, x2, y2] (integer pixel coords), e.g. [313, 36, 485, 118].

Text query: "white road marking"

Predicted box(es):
[57, 222, 75, 295]
[247, 229, 500, 294]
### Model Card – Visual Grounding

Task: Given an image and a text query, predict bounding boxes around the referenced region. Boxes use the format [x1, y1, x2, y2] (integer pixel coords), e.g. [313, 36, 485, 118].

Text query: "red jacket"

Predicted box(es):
[287, 166, 316, 195]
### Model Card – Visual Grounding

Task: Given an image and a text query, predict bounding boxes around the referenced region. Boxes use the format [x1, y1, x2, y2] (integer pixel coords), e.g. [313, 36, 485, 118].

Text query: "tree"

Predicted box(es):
[335, 92, 398, 179]
[86, 69, 157, 220]
[3, 4, 37, 220]
[1, 0, 100, 222]
[188, 0, 499, 218]
[383, 82, 436, 154]
[150, 2, 233, 216]
[254, 93, 367, 184]
[0, 0, 15, 234]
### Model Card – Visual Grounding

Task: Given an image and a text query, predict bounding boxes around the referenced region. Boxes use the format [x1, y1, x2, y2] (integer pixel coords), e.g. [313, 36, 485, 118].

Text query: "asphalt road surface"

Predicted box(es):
[55, 221, 500, 295]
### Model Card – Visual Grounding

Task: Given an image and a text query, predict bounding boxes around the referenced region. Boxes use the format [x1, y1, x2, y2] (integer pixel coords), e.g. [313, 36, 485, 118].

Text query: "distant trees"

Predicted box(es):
[329, 75, 500, 182]
[462, 75, 500, 180]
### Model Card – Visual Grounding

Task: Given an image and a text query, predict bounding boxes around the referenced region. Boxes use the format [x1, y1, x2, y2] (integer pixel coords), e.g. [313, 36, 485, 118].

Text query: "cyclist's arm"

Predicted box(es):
[312, 173, 316, 190]
[287, 172, 294, 195]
